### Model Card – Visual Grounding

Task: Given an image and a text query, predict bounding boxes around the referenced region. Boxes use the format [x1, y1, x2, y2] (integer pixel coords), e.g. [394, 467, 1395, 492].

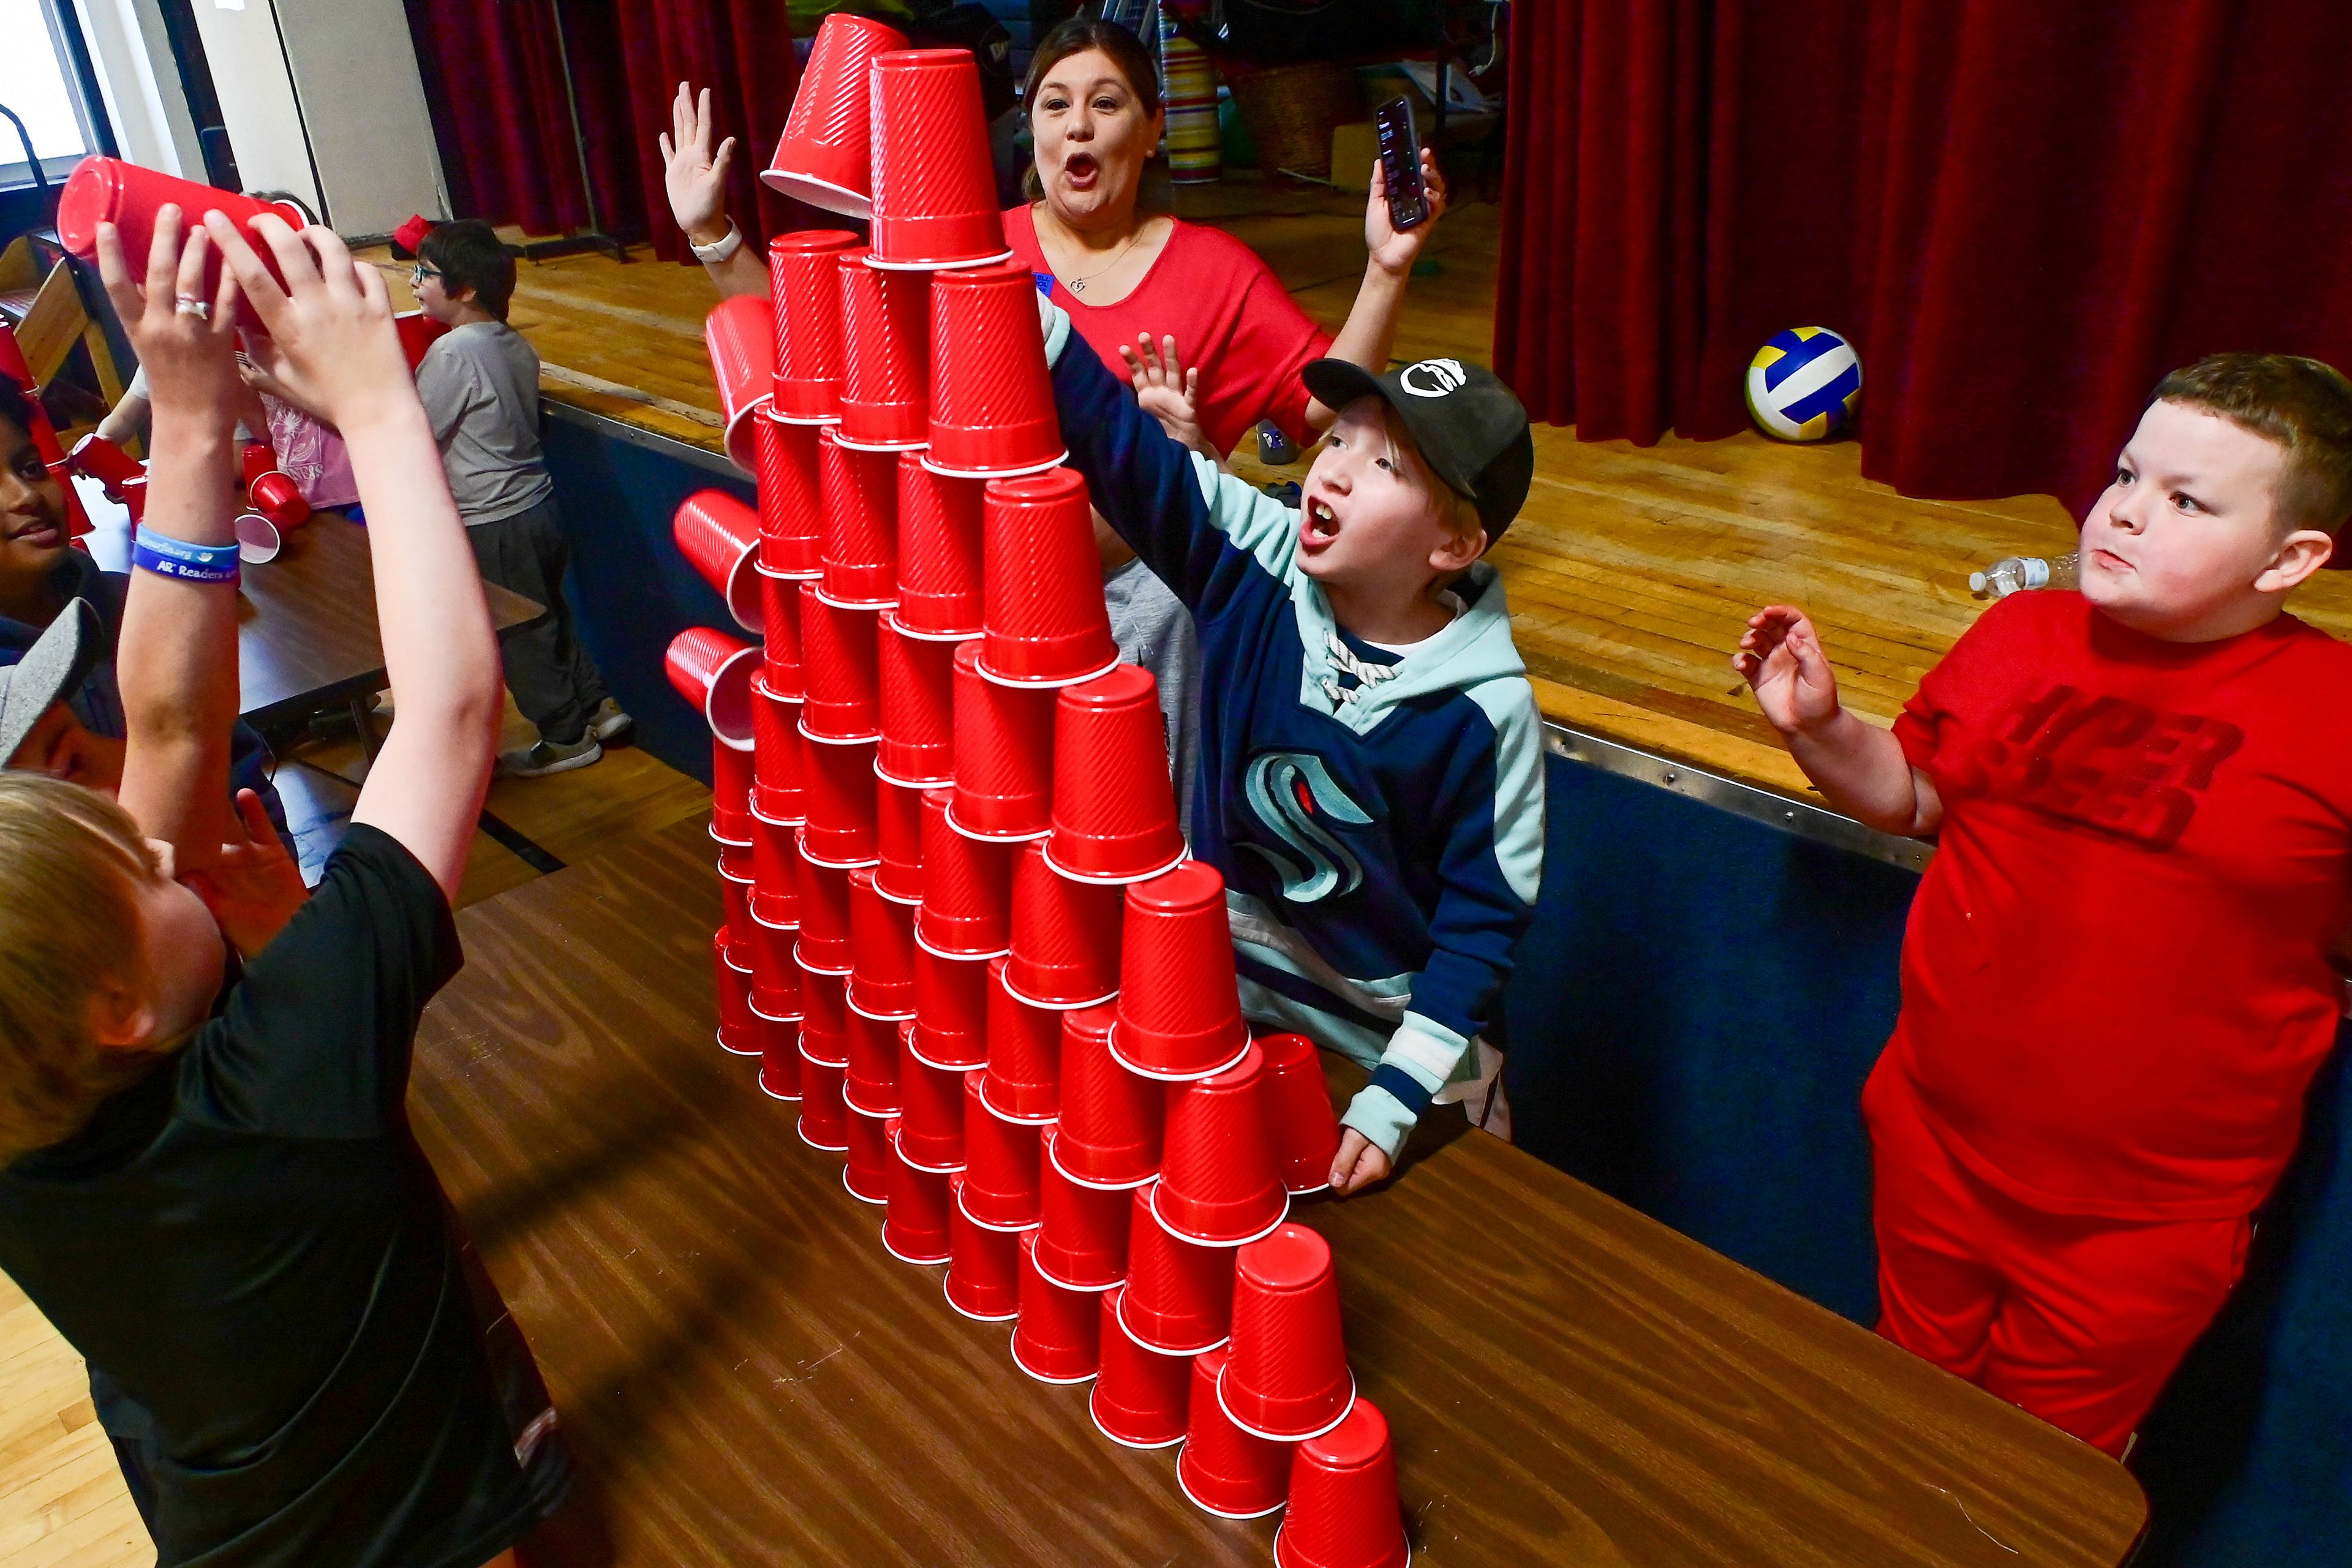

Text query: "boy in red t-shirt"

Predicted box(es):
[1733, 353, 2352, 1456]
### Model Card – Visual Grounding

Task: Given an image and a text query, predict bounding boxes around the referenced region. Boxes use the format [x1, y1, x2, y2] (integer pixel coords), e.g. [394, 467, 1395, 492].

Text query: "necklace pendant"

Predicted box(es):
[1069, 278, 1086, 294]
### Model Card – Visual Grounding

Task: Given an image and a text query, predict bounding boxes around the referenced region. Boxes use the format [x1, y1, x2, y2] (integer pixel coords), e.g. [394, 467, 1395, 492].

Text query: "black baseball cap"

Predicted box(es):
[1301, 356, 1536, 546]
[0, 599, 101, 768]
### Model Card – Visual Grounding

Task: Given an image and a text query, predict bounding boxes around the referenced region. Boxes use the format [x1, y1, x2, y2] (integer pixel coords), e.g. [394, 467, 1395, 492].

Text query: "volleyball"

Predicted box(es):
[1745, 327, 1861, 442]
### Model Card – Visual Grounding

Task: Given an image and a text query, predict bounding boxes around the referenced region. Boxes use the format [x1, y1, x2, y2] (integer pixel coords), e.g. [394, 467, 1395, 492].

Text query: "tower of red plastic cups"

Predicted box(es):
[768, 230, 858, 421]
[819, 429, 899, 607]
[835, 248, 929, 450]
[1155, 1041, 1291, 1248]
[666, 626, 760, 848]
[1011, 1229, 1100, 1384]
[704, 294, 775, 475]
[960, 1066, 1042, 1231]
[673, 489, 766, 635]
[1052, 1005, 1164, 1189]
[977, 467, 1117, 686]
[981, 955, 1061, 1123]
[760, 14, 908, 217]
[1275, 1398, 1410, 1568]
[1221, 1223, 1356, 1444]
[944, 1170, 1024, 1321]
[866, 49, 1012, 270]
[1046, 663, 1186, 884]
[948, 641, 1055, 842]
[925, 262, 1064, 477]
[1112, 860, 1253, 1081]
[1033, 1128, 1132, 1292]
[1003, 840, 1123, 1009]
[883, 1121, 954, 1265]
[895, 456, 983, 639]
[1178, 1344, 1294, 1519]
[1091, 1284, 1191, 1449]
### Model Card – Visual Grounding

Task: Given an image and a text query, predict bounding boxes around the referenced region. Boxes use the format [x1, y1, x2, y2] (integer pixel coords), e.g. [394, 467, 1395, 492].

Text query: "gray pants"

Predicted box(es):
[466, 497, 609, 746]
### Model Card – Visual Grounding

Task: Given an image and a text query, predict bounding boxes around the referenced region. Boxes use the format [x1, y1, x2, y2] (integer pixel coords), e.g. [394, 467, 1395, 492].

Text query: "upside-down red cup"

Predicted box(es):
[769, 230, 859, 420]
[394, 309, 450, 372]
[712, 735, 754, 845]
[1259, 1033, 1344, 1197]
[1012, 1229, 1101, 1384]
[1048, 665, 1186, 882]
[944, 1172, 1023, 1321]
[917, 789, 1012, 956]
[718, 836, 755, 884]
[757, 1007, 804, 1102]
[796, 843, 856, 975]
[1121, 1182, 1236, 1354]
[718, 862, 757, 975]
[982, 957, 1061, 1121]
[1092, 1285, 1192, 1449]
[248, 470, 310, 530]
[761, 13, 907, 214]
[848, 867, 916, 1020]
[843, 1104, 893, 1202]
[1156, 1044, 1289, 1245]
[714, 927, 756, 1055]
[845, 1003, 903, 1116]
[875, 775, 926, 902]
[911, 944, 990, 1068]
[674, 490, 767, 634]
[56, 159, 306, 330]
[837, 248, 929, 448]
[962, 1068, 1043, 1229]
[800, 580, 881, 741]
[1005, 841, 1124, 1008]
[798, 1052, 850, 1151]
[666, 625, 761, 752]
[868, 50, 1012, 270]
[704, 295, 775, 474]
[877, 615, 956, 786]
[895, 456, 983, 637]
[757, 569, 808, 698]
[800, 731, 879, 865]
[1035, 1127, 1134, 1291]
[819, 429, 899, 606]
[979, 467, 1117, 683]
[751, 674, 808, 826]
[1275, 1398, 1408, 1568]
[897, 1028, 966, 1170]
[925, 260, 1063, 478]
[750, 809, 801, 925]
[755, 409, 826, 578]
[883, 1123, 955, 1264]
[1054, 1005, 1165, 1188]
[797, 959, 851, 1065]
[1178, 1345, 1293, 1518]
[748, 914, 802, 1020]
[1113, 861, 1250, 1080]
[1221, 1223, 1355, 1442]
[949, 642, 1055, 840]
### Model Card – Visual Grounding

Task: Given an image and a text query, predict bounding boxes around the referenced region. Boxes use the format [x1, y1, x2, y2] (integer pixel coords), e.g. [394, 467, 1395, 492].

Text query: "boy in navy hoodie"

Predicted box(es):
[1043, 299, 1545, 1194]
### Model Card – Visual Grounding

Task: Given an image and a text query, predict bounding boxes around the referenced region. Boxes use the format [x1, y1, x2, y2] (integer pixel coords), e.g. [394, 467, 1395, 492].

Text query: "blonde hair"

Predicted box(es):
[1376, 401, 1488, 552]
[0, 774, 168, 1159]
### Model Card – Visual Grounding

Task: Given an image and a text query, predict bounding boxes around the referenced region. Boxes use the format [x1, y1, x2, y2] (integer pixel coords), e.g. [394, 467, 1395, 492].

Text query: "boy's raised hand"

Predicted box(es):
[1330, 1128, 1392, 1197]
[203, 213, 411, 436]
[660, 83, 736, 243]
[93, 206, 242, 434]
[1365, 150, 1447, 277]
[1118, 333, 1213, 459]
[1734, 606, 1842, 739]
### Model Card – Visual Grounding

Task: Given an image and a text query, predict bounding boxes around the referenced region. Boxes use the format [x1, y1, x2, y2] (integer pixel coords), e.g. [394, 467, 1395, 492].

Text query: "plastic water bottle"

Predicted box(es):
[1969, 552, 2079, 600]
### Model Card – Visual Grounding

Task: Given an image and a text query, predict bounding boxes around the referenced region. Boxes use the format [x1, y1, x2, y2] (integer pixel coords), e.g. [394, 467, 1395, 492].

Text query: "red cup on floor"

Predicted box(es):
[895, 456, 983, 637]
[1275, 1398, 1408, 1568]
[875, 774, 926, 902]
[800, 581, 882, 741]
[799, 730, 879, 865]
[1035, 1129, 1134, 1290]
[912, 944, 990, 1068]
[704, 295, 775, 474]
[1055, 1005, 1164, 1188]
[819, 429, 898, 606]
[1112, 861, 1250, 1080]
[757, 570, 807, 698]
[925, 261, 1063, 478]
[944, 1173, 1023, 1320]
[1005, 841, 1124, 1008]
[962, 1068, 1043, 1229]
[797, 959, 851, 1065]
[666, 625, 761, 748]
[897, 1029, 966, 1170]
[755, 410, 826, 578]
[757, 1008, 804, 1102]
[1012, 1229, 1101, 1384]
[877, 615, 956, 785]
[1222, 1223, 1354, 1442]
[883, 1124, 955, 1264]
[837, 248, 929, 448]
[1156, 1043, 1288, 1245]
[673, 492, 766, 635]
[796, 845, 854, 976]
[1258, 1033, 1344, 1196]
[1093, 1285, 1191, 1449]
[868, 50, 1012, 270]
[714, 927, 756, 1054]
[844, 1006, 902, 1116]
[982, 957, 1061, 1121]
[760, 14, 908, 216]
[844, 1106, 892, 1202]
[769, 230, 859, 420]
[750, 807, 801, 925]
[56, 159, 306, 331]
[797, 1052, 850, 1151]
[748, 914, 801, 1020]
[751, 674, 808, 826]
[949, 642, 1055, 840]
[979, 467, 1117, 684]
[848, 867, 916, 1020]
[1121, 1182, 1235, 1354]
[1049, 665, 1186, 882]
[1178, 1345, 1292, 1518]
[917, 789, 1012, 956]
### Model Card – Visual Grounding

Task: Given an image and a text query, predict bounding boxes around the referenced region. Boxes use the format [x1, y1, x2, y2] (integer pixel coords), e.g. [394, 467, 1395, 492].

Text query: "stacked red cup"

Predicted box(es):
[769, 231, 858, 422]
[867, 49, 1012, 270]
[673, 490, 766, 635]
[665, 625, 760, 851]
[836, 248, 929, 450]
[704, 295, 775, 475]
[760, 14, 909, 217]
[1275, 1398, 1411, 1568]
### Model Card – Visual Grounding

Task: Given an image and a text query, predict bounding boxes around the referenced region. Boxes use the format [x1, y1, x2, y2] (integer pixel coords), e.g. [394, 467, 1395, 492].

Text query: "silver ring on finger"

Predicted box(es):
[173, 296, 211, 319]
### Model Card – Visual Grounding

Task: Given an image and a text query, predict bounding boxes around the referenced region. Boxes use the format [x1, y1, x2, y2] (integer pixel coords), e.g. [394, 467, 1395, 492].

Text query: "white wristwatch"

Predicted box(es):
[690, 222, 744, 265]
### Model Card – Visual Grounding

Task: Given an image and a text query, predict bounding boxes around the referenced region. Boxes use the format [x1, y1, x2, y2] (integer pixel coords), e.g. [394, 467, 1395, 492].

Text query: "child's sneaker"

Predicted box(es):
[497, 734, 602, 778]
[587, 698, 635, 744]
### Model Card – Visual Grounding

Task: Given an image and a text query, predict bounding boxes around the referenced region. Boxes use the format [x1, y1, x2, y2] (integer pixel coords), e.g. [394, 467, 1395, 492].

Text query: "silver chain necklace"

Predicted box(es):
[1050, 218, 1152, 295]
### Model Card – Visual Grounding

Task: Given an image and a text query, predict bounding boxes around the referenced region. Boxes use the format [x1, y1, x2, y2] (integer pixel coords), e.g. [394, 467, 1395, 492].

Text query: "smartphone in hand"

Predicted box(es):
[1375, 97, 1428, 230]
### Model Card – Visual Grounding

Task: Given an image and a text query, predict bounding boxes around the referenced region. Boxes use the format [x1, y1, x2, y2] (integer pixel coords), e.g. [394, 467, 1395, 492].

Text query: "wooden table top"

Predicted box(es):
[408, 820, 2146, 1567]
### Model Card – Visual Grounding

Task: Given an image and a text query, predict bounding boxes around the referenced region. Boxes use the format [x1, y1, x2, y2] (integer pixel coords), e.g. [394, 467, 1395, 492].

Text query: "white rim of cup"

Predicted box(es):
[758, 166, 870, 217]
[977, 1074, 1058, 1126]
[867, 246, 1015, 272]
[792, 942, 854, 978]
[1175, 1455, 1286, 1520]
[1107, 1023, 1251, 1084]
[832, 430, 928, 453]
[1216, 1363, 1357, 1446]
[998, 969, 1118, 1013]
[1030, 1248, 1123, 1294]
[874, 759, 955, 790]
[905, 1033, 987, 1074]
[974, 649, 1122, 690]
[1116, 1285, 1231, 1359]
[920, 448, 1067, 482]
[1090, 1386, 1187, 1451]
[880, 1222, 952, 1267]
[955, 1183, 1040, 1234]
[1008, 1331, 1098, 1385]
[842, 1165, 889, 1205]
[1148, 1180, 1289, 1249]
[943, 802, 1051, 843]
[1047, 1131, 1158, 1192]
[913, 925, 1011, 963]
[943, 1272, 1020, 1322]
[756, 1067, 805, 1104]
[797, 1036, 850, 1069]
[1041, 839, 1190, 887]
[796, 1118, 851, 1153]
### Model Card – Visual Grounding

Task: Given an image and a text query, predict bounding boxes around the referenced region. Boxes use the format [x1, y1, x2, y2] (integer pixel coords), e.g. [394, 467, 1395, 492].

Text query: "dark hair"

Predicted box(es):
[417, 219, 516, 321]
[2152, 353, 2352, 537]
[0, 379, 33, 445]
[1019, 19, 1163, 202]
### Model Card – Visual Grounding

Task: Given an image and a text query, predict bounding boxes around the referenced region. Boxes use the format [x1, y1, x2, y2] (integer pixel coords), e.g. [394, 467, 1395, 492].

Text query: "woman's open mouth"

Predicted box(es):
[1061, 153, 1099, 189]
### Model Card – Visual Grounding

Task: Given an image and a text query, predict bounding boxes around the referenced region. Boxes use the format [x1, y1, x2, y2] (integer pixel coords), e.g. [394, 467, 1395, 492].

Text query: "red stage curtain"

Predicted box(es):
[1496, 1, 2352, 514]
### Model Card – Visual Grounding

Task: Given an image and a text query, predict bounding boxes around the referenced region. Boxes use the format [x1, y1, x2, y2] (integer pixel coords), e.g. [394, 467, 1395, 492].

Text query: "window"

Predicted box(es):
[0, 0, 105, 189]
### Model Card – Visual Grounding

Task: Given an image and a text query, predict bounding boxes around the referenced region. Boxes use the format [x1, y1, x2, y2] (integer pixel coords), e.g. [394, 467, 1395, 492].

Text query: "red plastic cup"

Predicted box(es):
[896, 1028, 966, 1170]
[1177, 1345, 1293, 1519]
[797, 959, 851, 1065]
[848, 867, 917, 1020]
[714, 927, 756, 1055]
[961, 1068, 1043, 1229]
[895, 456, 984, 637]
[926, 261, 1064, 478]
[800, 580, 882, 741]
[718, 836, 755, 885]
[797, 1052, 850, 1152]
[1275, 1398, 1408, 1568]
[720, 887, 758, 995]
[748, 914, 801, 1020]
[67, 432, 141, 496]
[673, 491, 766, 634]
[979, 467, 1118, 684]
[799, 729, 879, 865]
[750, 806, 801, 925]
[1258, 1033, 1344, 1197]
[944, 1172, 1024, 1321]
[819, 429, 899, 606]
[1012, 1229, 1101, 1384]
[795, 844, 855, 976]
[394, 310, 450, 371]
[1221, 1223, 1355, 1442]
[876, 615, 957, 786]
[751, 674, 808, 826]
[875, 774, 926, 902]
[755, 410, 826, 578]
[948, 642, 1055, 840]
[55, 159, 306, 330]
[1005, 841, 1124, 1008]
[768, 230, 859, 420]
[1092, 1285, 1192, 1449]
[1035, 1129, 1135, 1291]
[844, 1006, 902, 1117]
[761, 15, 908, 216]
[867, 50, 1012, 270]
[704, 295, 776, 474]
[883, 1124, 956, 1264]
[837, 248, 929, 449]
[1156, 1042, 1289, 1246]
[249, 470, 309, 530]
[843, 1105, 893, 1202]
[666, 627, 761, 753]
[757, 1009, 804, 1102]
[757, 569, 807, 698]
[981, 957, 1061, 1122]
[916, 788, 1013, 957]
[911, 944, 990, 1068]
[1054, 1005, 1165, 1188]
[1121, 1182, 1237, 1354]
[1112, 861, 1250, 1081]
[712, 735, 754, 845]
[1048, 665, 1186, 882]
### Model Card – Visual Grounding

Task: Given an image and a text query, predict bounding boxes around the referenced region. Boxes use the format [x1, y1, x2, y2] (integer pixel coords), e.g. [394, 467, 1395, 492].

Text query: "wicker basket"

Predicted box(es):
[1226, 61, 1362, 179]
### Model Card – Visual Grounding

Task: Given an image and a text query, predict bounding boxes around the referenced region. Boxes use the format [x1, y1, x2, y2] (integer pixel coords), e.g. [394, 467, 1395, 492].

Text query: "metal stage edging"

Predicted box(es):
[545, 400, 741, 479]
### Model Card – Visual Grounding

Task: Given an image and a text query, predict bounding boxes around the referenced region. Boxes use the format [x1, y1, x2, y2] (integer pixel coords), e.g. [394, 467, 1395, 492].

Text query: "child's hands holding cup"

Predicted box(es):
[203, 212, 414, 438]
[93, 205, 243, 439]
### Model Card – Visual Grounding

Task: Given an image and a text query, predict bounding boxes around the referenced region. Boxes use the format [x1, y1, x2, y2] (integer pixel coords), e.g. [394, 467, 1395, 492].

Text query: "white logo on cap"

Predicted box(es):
[1399, 359, 1468, 398]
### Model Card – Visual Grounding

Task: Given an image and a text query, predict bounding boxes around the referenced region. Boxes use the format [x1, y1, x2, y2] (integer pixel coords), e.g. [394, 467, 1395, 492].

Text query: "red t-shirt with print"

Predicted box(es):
[1887, 589, 2352, 1220]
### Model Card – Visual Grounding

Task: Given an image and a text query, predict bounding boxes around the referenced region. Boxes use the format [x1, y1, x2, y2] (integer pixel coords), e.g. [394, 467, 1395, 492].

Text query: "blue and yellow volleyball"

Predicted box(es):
[1745, 327, 1861, 442]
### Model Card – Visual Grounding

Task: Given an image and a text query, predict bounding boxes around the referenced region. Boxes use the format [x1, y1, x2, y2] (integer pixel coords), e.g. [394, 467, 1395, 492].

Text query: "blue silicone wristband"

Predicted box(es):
[132, 540, 239, 584]
[135, 528, 241, 570]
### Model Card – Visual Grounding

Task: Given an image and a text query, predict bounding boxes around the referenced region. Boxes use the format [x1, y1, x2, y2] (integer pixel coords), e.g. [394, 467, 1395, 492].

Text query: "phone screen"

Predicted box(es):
[1375, 97, 1428, 229]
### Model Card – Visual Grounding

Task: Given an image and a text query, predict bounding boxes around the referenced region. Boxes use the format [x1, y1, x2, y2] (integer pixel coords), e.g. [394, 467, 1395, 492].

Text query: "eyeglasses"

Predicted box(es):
[410, 263, 443, 287]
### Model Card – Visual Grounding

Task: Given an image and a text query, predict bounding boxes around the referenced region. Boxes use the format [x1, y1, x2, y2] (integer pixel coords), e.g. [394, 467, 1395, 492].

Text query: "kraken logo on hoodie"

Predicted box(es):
[1240, 752, 1372, 903]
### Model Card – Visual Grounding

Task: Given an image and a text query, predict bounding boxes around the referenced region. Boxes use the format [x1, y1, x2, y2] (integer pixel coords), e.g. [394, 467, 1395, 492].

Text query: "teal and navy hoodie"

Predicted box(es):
[1044, 306, 1545, 1158]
